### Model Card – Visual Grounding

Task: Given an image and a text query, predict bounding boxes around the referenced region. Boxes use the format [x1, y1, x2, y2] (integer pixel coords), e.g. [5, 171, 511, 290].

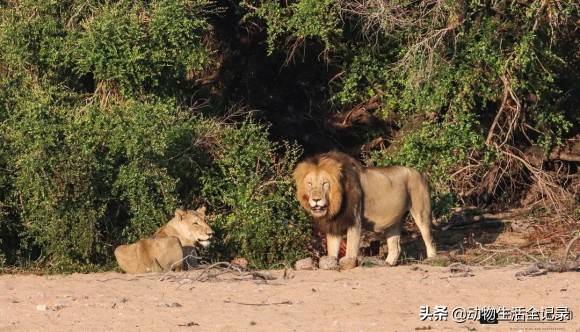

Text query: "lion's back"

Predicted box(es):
[361, 166, 429, 230]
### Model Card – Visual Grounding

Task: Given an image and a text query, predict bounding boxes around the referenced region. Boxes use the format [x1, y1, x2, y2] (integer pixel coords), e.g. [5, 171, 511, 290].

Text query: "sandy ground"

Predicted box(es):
[0, 265, 578, 332]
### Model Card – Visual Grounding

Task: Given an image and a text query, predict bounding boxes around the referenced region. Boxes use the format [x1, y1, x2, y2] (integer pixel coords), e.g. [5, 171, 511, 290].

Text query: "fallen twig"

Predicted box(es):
[474, 241, 539, 263]
[159, 261, 277, 284]
[223, 300, 292, 306]
[561, 234, 580, 268]
[515, 235, 580, 277]
[515, 257, 580, 277]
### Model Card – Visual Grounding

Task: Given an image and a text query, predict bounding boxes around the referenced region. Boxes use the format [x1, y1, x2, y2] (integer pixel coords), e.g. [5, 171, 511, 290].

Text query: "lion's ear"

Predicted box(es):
[175, 208, 186, 218]
[196, 206, 206, 216]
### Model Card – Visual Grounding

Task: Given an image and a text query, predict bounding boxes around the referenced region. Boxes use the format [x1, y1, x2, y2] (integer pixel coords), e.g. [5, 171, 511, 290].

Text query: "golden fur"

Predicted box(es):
[154, 207, 213, 247]
[114, 237, 183, 274]
[115, 207, 213, 274]
[293, 151, 436, 268]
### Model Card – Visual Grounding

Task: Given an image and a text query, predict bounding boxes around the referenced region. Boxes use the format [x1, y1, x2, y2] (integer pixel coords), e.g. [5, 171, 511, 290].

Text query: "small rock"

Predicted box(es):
[36, 304, 47, 311]
[294, 257, 315, 270]
[319, 256, 339, 270]
[51, 304, 65, 311]
[158, 302, 182, 308]
[339, 257, 358, 270]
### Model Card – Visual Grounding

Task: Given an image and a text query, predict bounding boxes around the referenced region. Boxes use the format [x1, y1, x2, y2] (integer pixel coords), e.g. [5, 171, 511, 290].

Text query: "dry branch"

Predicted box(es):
[515, 235, 580, 277]
[223, 300, 292, 306]
[159, 261, 276, 284]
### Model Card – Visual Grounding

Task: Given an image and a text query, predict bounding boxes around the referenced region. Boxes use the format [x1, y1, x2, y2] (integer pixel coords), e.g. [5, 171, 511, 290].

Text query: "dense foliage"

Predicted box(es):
[0, 0, 577, 270]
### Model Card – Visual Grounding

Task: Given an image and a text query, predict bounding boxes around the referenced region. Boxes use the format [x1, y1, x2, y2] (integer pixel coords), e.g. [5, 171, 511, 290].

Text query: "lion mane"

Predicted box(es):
[293, 151, 363, 235]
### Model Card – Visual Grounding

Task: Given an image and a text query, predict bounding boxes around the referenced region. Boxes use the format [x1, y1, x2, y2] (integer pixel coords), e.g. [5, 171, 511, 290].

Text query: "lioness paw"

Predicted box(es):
[339, 257, 357, 270]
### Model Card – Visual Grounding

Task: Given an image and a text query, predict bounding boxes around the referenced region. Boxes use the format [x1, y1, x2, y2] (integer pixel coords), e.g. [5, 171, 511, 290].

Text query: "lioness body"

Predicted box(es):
[293, 151, 436, 268]
[114, 237, 183, 274]
[115, 207, 213, 274]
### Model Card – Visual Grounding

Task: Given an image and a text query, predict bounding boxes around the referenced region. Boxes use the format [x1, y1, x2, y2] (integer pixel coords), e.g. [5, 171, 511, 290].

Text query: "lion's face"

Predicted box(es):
[293, 157, 343, 219]
[173, 207, 213, 247]
[302, 171, 333, 217]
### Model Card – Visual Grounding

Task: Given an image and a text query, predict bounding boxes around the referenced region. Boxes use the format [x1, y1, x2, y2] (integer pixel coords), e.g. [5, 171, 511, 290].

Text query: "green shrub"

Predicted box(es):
[244, 0, 341, 54]
[0, 65, 311, 270]
[200, 121, 311, 268]
[0, 0, 310, 271]
[73, 0, 214, 94]
[0, 0, 577, 271]
[0, 0, 215, 95]
[0, 76, 194, 266]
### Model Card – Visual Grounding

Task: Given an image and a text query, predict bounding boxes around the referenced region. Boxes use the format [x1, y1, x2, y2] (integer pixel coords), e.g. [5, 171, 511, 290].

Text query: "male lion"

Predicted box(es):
[293, 151, 436, 269]
[115, 207, 213, 273]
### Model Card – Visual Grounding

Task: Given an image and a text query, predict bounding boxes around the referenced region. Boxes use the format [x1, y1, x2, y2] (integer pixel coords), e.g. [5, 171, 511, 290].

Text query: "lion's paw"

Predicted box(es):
[319, 256, 339, 270]
[339, 257, 358, 270]
[385, 255, 399, 266]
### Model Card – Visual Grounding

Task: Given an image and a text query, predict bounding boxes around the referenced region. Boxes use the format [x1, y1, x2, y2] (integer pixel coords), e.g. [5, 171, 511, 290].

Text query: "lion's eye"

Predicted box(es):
[307, 182, 312, 188]
[323, 182, 330, 190]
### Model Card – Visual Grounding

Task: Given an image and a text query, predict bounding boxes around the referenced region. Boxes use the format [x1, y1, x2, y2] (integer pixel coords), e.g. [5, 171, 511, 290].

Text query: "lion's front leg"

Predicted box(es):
[326, 233, 341, 258]
[318, 233, 342, 270]
[339, 223, 361, 269]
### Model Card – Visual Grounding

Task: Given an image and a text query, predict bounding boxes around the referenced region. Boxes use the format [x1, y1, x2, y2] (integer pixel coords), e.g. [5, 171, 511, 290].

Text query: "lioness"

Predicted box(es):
[293, 151, 436, 269]
[115, 207, 213, 273]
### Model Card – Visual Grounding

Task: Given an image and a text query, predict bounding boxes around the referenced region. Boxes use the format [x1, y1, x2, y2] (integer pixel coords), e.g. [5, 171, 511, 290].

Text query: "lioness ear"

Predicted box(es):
[175, 208, 186, 218]
[196, 206, 206, 216]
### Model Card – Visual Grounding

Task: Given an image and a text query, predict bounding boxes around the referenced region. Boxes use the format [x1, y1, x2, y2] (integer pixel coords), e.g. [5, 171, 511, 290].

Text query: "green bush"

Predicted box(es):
[200, 121, 311, 268]
[253, 0, 576, 213]
[244, 0, 341, 54]
[73, 0, 213, 94]
[0, 0, 313, 271]
[0, 0, 215, 95]
[0, 0, 577, 271]
[0, 77, 194, 267]
[0, 78, 311, 269]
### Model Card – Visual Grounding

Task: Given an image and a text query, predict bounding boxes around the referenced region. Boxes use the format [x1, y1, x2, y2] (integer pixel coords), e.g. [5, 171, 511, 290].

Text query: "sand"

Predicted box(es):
[0, 265, 578, 331]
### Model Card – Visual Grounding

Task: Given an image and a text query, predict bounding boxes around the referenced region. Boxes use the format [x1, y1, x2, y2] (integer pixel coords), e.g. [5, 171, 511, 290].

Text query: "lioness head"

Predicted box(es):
[171, 207, 213, 247]
[293, 156, 343, 219]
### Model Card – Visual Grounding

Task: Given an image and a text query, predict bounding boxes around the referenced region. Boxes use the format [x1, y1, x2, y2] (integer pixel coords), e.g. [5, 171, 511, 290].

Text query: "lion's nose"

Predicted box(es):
[312, 198, 326, 206]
